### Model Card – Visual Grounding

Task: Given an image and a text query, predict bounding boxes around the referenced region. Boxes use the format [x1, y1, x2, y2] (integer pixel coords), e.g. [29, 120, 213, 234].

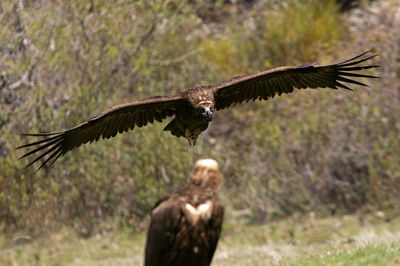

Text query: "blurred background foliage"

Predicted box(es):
[0, 0, 398, 236]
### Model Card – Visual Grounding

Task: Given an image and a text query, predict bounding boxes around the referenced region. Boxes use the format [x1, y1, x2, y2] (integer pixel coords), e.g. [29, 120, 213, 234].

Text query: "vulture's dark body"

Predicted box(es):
[145, 183, 224, 266]
[164, 86, 215, 142]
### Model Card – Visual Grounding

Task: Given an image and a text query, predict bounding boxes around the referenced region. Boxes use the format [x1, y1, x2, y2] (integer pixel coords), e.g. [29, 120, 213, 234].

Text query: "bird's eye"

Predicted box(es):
[199, 107, 205, 113]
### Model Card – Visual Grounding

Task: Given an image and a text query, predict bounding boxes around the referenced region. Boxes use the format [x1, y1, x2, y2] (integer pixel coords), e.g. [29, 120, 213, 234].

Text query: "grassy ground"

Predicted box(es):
[1, 214, 399, 265]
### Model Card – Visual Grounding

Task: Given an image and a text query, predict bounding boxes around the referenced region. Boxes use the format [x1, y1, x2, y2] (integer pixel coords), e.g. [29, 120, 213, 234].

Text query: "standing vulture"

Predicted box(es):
[18, 51, 378, 169]
[145, 159, 224, 266]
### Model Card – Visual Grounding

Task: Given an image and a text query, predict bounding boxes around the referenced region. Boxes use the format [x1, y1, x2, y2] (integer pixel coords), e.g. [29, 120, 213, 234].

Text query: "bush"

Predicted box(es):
[0, 0, 398, 235]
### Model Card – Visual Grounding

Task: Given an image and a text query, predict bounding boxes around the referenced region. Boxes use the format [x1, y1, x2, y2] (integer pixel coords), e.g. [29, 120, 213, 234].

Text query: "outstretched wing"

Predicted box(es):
[17, 95, 189, 169]
[214, 50, 379, 110]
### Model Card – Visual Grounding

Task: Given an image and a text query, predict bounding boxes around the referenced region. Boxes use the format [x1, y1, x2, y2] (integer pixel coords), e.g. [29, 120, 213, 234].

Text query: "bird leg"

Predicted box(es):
[185, 129, 199, 146]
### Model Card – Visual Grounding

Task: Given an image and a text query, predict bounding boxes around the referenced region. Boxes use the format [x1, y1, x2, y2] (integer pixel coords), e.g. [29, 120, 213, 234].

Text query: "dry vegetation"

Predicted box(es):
[0, 0, 399, 244]
[1, 214, 399, 265]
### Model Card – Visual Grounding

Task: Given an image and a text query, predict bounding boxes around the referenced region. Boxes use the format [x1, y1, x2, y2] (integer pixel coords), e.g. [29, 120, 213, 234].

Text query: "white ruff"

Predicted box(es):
[185, 200, 213, 225]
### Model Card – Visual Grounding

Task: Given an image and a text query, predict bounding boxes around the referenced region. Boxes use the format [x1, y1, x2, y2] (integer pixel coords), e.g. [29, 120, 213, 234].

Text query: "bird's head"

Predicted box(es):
[191, 159, 222, 191]
[196, 101, 214, 119]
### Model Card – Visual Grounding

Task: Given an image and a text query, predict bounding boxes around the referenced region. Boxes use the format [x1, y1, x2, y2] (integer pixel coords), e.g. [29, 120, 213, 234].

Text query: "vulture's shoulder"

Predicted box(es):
[176, 184, 217, 205]
[150, 194, 182, 219]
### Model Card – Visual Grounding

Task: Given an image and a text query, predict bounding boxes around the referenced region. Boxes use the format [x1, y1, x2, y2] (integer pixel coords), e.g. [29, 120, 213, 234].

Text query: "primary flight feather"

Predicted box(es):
[18, 51, 379, 169]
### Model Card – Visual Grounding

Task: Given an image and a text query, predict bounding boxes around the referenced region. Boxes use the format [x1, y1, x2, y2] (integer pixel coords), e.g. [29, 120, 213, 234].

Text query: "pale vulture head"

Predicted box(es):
[190, 159, 222, 191]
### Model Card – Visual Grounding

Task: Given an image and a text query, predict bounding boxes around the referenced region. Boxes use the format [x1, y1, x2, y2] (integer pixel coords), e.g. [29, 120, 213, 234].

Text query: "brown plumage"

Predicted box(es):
[18, 51, 379, 169]
[145, 159, 224, 266]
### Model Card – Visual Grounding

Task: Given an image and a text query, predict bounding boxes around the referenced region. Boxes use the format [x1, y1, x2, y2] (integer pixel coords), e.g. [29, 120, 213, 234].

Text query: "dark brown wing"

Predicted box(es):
[145, 196, 182, 266]
[17, 95, 189, 169]
[214, 50, 379, 110]
[206, 198, 224, 265]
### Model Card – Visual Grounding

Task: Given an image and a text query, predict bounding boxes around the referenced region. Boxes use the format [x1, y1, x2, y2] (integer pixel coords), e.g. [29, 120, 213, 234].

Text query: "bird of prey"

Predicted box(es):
[145, 159, 224, 266]
[18, 51, 378, 169]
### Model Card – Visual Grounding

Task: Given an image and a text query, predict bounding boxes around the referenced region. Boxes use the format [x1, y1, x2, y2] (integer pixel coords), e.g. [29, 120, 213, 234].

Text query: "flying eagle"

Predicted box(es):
[145, 159, 224, 266]
[18, 51, 378, 169]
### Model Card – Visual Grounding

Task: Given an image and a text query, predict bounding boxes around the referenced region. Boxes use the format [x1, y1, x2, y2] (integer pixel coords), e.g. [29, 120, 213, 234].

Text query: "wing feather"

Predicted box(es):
[154, 111, 163, 122]
[207, 198, 224, 265]
[104, 116, 116, 139]
[335, 81, 353, 91]
[278, 76, 290, 93]
[145, 196, 182, 266]
[24, 143, 61, 169]
[136, 111, 144, 127]
[39, 146, 64, 170]
[337, 76, 368, 87]
[300, 73, 318, 88]
[296, 74, 309, 89]
[337, 71, 378, 79]
[214, 51, 379, 110]
[18, 134, 63, 149]
[18, 96, 188, 169]
[129, 113, 139, 130]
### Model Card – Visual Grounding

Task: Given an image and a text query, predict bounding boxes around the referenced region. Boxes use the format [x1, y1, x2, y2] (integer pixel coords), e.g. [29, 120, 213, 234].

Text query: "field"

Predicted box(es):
[1, 214, 399, 265]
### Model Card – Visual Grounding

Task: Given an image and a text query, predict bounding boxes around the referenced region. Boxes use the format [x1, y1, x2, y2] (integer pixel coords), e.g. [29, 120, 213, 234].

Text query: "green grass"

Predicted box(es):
[289, 243, 400, 266]
[1, 214, 399, 265]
